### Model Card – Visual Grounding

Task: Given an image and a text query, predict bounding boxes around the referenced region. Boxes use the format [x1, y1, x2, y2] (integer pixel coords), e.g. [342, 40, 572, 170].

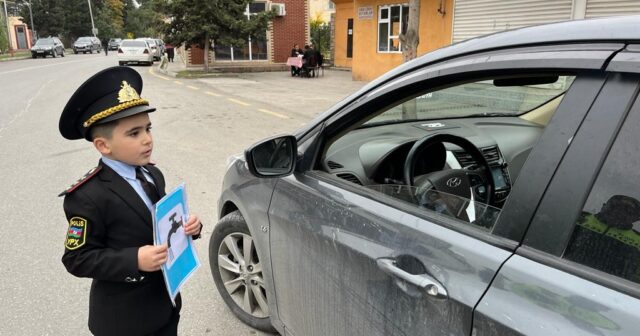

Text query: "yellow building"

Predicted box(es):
[309, 0, 336, 22]
[333, 0, 452, 81]
[334, 0, 640, 81]
[7, 16, 32, 51]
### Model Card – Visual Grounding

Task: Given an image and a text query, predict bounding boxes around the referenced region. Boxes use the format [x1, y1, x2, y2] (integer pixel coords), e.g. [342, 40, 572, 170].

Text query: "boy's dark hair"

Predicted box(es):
[90, 120, 119, 140]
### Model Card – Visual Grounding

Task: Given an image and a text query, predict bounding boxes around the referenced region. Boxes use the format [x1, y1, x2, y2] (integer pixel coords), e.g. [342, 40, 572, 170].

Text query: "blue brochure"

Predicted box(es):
[153, 183, 200, 305]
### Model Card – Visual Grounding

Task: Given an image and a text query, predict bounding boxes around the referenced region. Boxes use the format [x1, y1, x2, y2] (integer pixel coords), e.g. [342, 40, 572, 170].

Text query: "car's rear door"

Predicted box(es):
[268, 46, 617, 336]
[473, 47, 640, 336]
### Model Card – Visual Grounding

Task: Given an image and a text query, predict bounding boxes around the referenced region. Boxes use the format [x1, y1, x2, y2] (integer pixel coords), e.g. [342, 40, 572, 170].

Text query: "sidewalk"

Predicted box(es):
[156, 52, 370, 118]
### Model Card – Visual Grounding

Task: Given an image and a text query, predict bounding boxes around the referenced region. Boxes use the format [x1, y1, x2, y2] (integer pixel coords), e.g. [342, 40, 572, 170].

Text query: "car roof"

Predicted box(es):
[378, 16, 640, 85]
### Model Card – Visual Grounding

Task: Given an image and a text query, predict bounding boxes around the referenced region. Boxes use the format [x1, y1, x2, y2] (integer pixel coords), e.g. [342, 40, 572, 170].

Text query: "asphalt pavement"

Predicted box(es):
[0, 53, 367, 335]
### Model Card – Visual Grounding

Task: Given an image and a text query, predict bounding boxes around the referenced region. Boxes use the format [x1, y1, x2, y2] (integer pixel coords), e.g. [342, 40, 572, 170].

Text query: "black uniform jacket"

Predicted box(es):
[61, 160, 180, 336]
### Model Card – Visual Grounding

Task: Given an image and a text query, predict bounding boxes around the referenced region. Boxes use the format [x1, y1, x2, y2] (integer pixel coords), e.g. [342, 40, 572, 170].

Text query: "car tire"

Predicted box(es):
[74, 50, 78, 54]
[52, 50, 57, 58]
[61, 49, 65, 57]
[31, 54, 36, 59]
[209, 211, 277, 333]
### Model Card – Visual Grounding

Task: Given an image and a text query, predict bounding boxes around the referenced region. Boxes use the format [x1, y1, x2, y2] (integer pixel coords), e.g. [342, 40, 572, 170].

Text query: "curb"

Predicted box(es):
[0, 55, 31, 62]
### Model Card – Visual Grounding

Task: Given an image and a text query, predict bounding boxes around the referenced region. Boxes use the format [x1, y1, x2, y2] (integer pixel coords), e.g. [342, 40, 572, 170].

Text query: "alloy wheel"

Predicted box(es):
[217, 232, 269, 318]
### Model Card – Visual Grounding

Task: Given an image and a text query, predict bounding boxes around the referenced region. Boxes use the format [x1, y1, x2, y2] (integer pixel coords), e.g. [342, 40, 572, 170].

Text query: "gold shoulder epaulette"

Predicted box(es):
[58, 166, 102, 197]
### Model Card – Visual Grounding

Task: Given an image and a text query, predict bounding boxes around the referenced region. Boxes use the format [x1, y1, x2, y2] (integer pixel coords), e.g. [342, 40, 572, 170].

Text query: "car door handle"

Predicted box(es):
[377, 258, 448, 299]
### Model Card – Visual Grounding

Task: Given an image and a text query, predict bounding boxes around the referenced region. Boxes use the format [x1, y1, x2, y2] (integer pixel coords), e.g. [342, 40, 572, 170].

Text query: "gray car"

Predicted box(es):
[211, 16, 640, 335]
[73, 36, 102, 54]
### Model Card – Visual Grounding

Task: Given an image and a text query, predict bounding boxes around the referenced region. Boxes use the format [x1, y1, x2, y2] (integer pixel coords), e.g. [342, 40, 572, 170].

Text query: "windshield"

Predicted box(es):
[77, 37, 91, 42]
[364, 75, 575, 126]
[35, 39, 54, 46]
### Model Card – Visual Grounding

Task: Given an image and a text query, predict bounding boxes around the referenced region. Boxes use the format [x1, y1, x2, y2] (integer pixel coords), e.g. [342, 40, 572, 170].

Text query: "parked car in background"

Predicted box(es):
[117, 39, 154, 66]
[73, 36, 102, 54]
[30, 37, 65, 58]
[135, 38, 161, 61]
[155, 39, 165, 57]
[108, 38, 122, 51]
[210, 16, 640, 336]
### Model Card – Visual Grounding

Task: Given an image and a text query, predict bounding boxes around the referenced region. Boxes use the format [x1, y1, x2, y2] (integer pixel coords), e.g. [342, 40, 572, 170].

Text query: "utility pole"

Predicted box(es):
[26, 1, 34, 42]
[87, 0, 96, 37]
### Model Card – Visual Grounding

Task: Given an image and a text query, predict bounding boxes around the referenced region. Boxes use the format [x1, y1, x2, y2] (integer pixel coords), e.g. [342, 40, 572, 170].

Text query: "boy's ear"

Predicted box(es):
[93, 137, 111, 155]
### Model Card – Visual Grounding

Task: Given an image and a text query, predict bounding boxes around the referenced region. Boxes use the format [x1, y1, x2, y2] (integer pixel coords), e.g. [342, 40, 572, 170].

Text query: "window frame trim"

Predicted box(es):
[523, 73, 640, 255]
[377, 3, 409, 54]
[517, 246, 640, 299]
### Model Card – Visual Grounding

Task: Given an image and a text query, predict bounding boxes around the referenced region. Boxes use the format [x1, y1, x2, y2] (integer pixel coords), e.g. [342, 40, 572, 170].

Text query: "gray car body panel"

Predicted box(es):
[268, 174, 510, 336]
[217, 159, 285, 335]
[473, 255, 640, 336]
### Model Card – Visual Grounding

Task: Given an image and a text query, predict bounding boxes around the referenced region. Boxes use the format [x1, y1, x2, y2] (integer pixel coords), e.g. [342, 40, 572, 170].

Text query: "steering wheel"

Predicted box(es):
[404, 133, 495, 207]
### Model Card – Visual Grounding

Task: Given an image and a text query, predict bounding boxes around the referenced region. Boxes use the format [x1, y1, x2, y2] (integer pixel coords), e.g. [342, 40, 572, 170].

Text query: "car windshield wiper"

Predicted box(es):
[358, 120, 405, 128]
[465, 112, 515, 117]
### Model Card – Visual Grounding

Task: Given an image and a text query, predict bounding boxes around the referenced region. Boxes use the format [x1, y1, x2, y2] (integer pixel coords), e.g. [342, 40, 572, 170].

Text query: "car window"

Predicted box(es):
[35, 39, 54, 45]
[322, 74, 576, 233]
[77, 37, 91, 42]
[563, 101, 640, 285]
[121, 40, 147, 48]
[365, 77, 575, 125]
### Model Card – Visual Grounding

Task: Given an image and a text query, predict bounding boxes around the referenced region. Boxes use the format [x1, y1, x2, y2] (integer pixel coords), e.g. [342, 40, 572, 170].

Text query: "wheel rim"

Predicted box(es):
[217, 232, 269, 318]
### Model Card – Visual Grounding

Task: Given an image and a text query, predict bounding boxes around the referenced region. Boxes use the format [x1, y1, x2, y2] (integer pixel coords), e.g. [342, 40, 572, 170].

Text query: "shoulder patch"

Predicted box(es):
[59, 166, 102, 197]
[65, 217, 87, 250]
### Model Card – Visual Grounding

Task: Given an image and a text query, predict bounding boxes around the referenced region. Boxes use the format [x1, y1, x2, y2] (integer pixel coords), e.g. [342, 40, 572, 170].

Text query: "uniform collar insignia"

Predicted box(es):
[118, 81, 141, 103]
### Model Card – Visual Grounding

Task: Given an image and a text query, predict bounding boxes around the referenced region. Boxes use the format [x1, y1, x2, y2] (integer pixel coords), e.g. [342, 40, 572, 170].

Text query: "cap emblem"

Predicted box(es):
[118, 81, 141, 103]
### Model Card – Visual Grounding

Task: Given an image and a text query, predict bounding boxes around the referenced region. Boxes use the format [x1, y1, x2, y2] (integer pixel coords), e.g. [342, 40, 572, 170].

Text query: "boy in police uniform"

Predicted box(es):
[59, 66, 202, 336]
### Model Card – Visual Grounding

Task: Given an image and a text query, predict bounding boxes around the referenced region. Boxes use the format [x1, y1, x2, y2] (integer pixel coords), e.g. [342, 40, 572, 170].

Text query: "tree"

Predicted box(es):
[399, 0, 420, 62]
[95, 2, 118, 41]
[20, 0, 66, 38]
[158, 0, 275, 71]
[399, 0, 420, 119]
[0, 20, 8, 53]
[123, 1, 161, 38]
[310, 15, 330, 60]
[63, 0, 94, 41]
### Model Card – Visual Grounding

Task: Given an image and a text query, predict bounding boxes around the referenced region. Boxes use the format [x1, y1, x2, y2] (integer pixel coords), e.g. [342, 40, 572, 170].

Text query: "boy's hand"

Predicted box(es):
[138, 244, 168, 272]
[183, 215, 202, 236]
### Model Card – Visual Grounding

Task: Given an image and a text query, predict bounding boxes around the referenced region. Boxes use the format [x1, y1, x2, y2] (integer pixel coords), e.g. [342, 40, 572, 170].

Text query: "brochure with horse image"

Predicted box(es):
[153, 183, 200, 305]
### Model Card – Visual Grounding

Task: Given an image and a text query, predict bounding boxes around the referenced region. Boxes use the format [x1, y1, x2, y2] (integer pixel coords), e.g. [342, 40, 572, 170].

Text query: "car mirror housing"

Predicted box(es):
[245, 135, 297, 178]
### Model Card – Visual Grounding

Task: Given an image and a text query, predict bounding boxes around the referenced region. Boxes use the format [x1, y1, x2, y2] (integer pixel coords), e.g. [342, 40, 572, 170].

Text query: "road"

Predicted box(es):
[0, 53, 366, 335]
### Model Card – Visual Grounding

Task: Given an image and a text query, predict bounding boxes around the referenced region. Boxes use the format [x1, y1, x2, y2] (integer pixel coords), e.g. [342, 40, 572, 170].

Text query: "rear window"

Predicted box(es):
[35, 39, 54, 45]
[121, 40, 147, 48]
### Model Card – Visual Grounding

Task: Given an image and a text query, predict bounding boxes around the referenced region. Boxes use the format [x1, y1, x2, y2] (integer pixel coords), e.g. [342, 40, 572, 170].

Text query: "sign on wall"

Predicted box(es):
[358, 6, 374, 19]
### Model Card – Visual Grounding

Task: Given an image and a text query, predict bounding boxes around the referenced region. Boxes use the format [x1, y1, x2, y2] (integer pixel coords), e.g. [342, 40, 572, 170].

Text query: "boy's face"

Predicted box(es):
[94, 113, 153, 166]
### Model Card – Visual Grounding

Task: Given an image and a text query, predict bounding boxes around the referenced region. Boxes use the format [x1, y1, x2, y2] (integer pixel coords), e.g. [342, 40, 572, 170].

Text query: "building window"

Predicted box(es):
[378, 4, 409, 53]
[328, 1, 335, 10]
[214, 2, 268, 61]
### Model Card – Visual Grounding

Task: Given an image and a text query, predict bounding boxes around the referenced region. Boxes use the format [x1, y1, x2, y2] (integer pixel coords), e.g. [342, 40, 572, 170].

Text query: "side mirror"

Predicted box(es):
[245, 135, 297, 178]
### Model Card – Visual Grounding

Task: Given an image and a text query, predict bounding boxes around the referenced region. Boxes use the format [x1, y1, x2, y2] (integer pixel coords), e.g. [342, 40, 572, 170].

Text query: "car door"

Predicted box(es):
[473, 50, 640, 336]
[267, 46, 617, 336]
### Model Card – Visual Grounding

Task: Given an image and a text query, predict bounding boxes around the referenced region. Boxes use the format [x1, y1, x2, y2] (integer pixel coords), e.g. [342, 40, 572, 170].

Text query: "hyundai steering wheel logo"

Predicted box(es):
[446, 177, 462, 188]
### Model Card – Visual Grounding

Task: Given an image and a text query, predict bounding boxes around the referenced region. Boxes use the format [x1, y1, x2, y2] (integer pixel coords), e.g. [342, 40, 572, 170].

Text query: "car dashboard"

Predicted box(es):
[323, 117, 545, 206]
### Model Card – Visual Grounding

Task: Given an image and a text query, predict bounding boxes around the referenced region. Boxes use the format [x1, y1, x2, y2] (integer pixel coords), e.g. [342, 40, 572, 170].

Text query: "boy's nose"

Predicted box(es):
[143, 132, 152, 144]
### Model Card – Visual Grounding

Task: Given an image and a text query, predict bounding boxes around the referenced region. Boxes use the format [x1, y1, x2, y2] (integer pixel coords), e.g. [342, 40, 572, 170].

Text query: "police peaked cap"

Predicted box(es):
[59, 66, 156, 141]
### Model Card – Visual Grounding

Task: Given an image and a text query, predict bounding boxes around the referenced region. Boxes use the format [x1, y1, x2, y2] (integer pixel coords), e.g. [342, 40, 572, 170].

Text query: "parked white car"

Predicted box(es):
[117, 39, 154, 66]
[136, 38, 161, 61]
